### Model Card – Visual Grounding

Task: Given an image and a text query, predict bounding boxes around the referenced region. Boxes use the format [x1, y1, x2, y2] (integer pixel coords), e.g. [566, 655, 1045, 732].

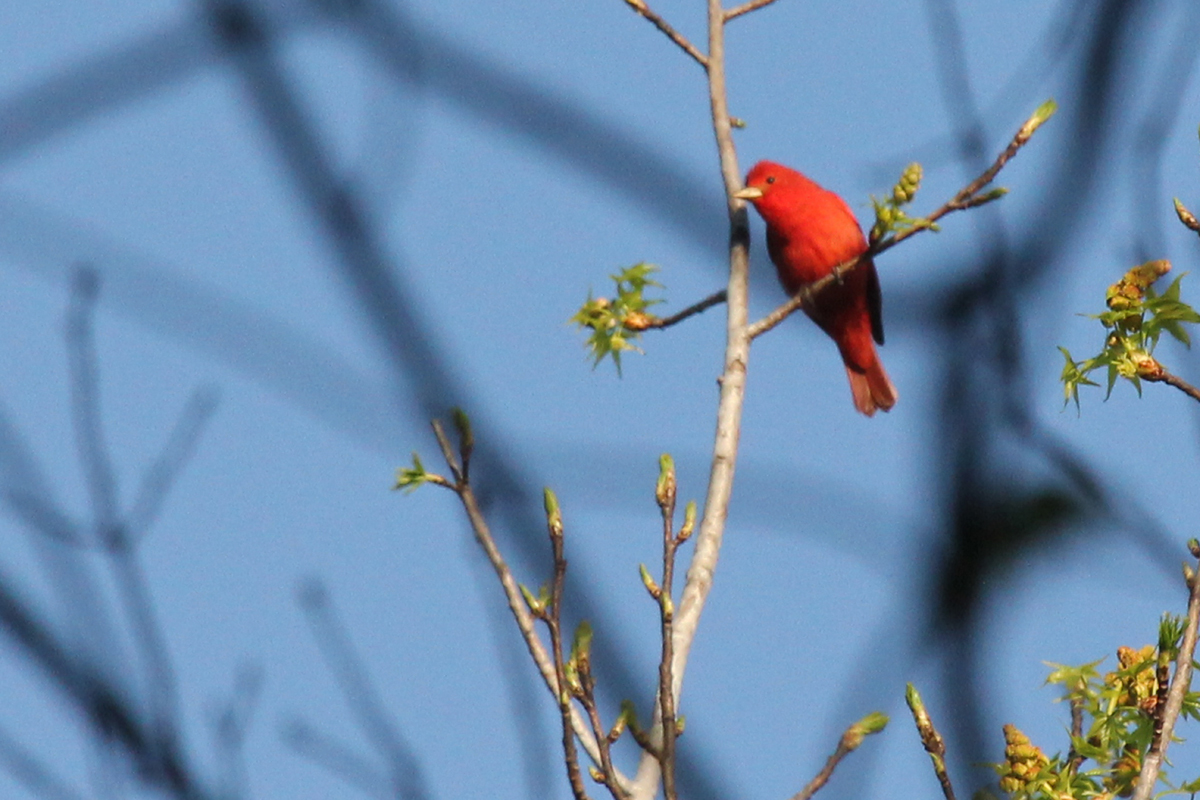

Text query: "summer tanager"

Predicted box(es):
[734, 161, 897, 416]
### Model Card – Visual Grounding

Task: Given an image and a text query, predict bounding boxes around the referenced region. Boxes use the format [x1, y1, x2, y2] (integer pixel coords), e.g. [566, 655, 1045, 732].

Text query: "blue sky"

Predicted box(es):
[2, 1, 1200, 799]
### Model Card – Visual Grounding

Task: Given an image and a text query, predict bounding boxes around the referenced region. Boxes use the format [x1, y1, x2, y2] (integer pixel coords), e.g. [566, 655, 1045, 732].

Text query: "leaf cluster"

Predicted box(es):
[1059, 262, 1200, 411]
[991, 616, 1200, 800]
[570, 262, 664, 373]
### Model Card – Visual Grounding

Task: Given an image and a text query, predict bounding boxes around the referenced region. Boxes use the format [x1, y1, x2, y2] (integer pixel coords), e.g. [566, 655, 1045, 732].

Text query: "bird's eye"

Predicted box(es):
[765, 176, 775, 184]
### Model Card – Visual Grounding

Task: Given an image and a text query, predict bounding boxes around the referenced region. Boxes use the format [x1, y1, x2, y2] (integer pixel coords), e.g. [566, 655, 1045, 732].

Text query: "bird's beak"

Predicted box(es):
[733, 186, 763, 201]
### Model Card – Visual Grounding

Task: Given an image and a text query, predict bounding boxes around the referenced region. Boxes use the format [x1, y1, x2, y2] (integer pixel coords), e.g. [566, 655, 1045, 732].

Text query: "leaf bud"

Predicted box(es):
[520, 583, 545, 616]
[1017, 98, 1057, 144]
[640, 563, 661, 599]
[1175, 198, 1200, 232]
[678, 500, 697, 543]
[1133, 356, 1163, 381]
[543, 487, 563, 538]
[623, 311, 654, 331]
[572, 620, 594, 671]
[843, 711, 889, 750]
[656, 453, 677, 510]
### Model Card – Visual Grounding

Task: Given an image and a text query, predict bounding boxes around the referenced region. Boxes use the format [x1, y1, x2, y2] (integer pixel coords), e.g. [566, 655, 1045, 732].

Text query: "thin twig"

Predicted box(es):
[788, 715, 887, 800]
[724, 0, 780, 22]
[1144, 369, 1200, 404]
[426, 421, 629, 793]
[1130, 547, 1200, 800]
[747, 105, 1049, 341]
[788, 739, 854, 800]
[906, 684, 958, 800]
[571, 635, 629, 800]
[644, 290, 727, 329]
[575, 663, 627, 800]
[655, 461, 679, 800]
[543, 510, 592, 800]
[622, 0, 708, 69]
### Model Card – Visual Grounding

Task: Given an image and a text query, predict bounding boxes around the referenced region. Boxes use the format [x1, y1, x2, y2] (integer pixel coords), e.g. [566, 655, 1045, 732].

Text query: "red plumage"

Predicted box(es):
[736, 160, 897, 416]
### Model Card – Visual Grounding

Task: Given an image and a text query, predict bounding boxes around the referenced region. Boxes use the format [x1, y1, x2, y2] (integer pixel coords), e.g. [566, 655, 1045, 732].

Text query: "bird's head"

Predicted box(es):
[733, 161, 818, 217]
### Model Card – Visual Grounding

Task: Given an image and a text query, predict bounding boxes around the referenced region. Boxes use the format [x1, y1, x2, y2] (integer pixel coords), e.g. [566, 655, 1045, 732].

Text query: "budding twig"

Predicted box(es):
[425, 419, 630, 794]
[788, 712, 888, 800]
[905, 684, 958, 800]
[654, 456, 680, 800]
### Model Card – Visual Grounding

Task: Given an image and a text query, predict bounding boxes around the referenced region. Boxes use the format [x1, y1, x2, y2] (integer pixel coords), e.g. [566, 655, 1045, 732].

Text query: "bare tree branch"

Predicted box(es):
[642, 290, 727, 330]
[724, 0, 781, 22]
[621, 0, 708, 69]
[630, 0, 753, 793]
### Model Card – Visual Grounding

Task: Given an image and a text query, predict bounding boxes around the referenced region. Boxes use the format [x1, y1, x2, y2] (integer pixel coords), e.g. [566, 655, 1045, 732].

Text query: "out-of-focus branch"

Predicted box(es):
[1130, 542, 1200, 800]
[747, 101, 1054, 340]
[0, 722, 87, 800]
[295, 581, 429, 800]
[127, 387, 220, 539]
[621, 0, 708, 69]
[64, 265, 198, 796]
[282, 719, 392, 798]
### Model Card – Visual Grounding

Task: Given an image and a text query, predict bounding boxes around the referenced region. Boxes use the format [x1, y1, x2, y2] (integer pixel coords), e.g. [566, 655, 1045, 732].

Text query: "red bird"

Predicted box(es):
[735, 161, 897, 416]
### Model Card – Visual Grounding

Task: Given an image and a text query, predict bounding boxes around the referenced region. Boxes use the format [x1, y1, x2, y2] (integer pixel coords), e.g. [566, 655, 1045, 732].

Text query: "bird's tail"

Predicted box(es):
[845, 357, 897, 417]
